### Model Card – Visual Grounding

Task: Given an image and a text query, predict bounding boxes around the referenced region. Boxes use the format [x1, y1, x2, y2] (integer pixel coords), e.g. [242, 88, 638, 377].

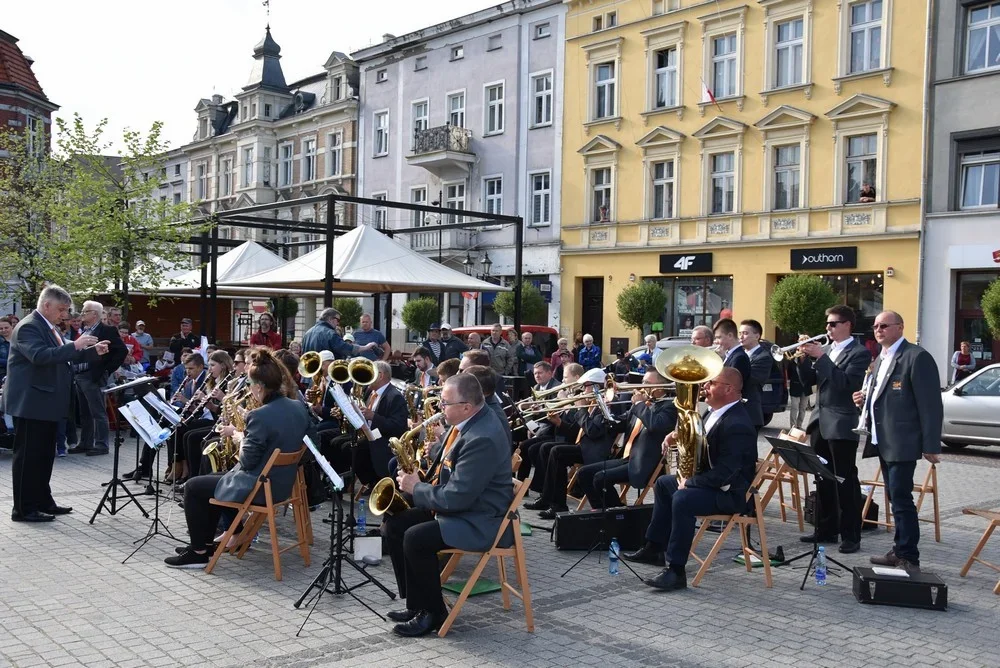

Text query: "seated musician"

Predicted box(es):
[411, 347, 437, 389]
[382, 373, 513, 637]
[510, 361, 559, 452]
[577, 370, 677, 509]
[623, 368, 757, 591]
[518, 363, 584, 487]
[435, 358, 460, 384]
[182, 350, 236, 478]
[525, 368, 615, 519]
[462, 365, 512, 451]
[309, 351, 341, 432]
[164, 348, 317, 568]
[351, 361, 407, 486]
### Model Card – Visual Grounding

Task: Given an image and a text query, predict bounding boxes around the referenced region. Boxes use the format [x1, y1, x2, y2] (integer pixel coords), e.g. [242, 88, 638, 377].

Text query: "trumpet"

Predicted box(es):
[530, 380, 582, 400]
[770, 334, 830, 362]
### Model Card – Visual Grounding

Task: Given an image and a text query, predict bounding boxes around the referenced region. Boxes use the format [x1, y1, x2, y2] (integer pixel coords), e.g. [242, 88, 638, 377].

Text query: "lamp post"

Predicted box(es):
[462, 252, 493, 325]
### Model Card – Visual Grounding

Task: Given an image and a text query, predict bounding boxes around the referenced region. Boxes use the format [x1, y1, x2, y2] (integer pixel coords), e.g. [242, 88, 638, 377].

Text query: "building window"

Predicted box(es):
[484, 177, 503, 215]
[302, 138, 316, 181]
[242, 147, 254, 188]
[775, 19, 804, 88]
[25, 116, 43, 157]
[374, 111, 389, 156]
[488, 34, 502, 51]
[251, 103, 257, 118]
[327, 132, 342, 176]
[412, 100, 429, 141]
[196, 164, 207, 200]
[199, 118, 208, 140]
[654, 48, 678, 108]
[961, 150, 1000, 209]
[710, 152, 735, 214]
[531, 172, 551, 226]
[174, 164, 181, 176]
[652, 160, 675, 219]
[652, 0, 680, 15]
[411, 187, 427, 226]
[648, 276, 735, 337]
[241, 106, 248, 120]
[376, 69, 388, 83]
[712, 34, 737, 98]
[485, 83, 505, 135]
[845, 134, 877, 203]
[220, 158, 233, 197]
[773, 145, 801, 210]
[607, 12, 618, 27]
[451, 45, 464, 61]
[373, 193, 387, 229]
[414, 56, 427, 71]
[448, 92, 466, 128]
[445, 183, 466, 224]
[279, 143, 293, 186]
[534, 22, 551, 39]
[849, 0, 882, 74]
[592, 167, 613, 222]
[966, 2, 1000, 73]
[173, 193, 181, 205]
[531, 73, 553, 127]
[593, 15, 604, 32]
[594, 62, 616, 119]
[332, 76, 342, 100]
[262, 147, 272, 186]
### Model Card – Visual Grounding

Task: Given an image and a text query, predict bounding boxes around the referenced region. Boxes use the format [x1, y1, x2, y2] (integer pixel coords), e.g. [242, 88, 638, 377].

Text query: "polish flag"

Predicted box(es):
[701, 78, 722, 112]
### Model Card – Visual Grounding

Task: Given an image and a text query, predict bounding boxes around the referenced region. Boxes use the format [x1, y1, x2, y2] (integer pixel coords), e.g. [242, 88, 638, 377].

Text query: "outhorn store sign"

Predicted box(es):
[790, 246, 858, 270]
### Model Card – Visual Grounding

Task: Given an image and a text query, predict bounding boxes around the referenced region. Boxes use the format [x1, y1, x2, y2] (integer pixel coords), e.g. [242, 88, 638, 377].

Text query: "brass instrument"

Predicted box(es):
[328, 359, 350, 384]
[529, 380, 582, 401]
[203, 379, 258, 473]
[369, 413, 445, 516]
[852, 361, 875, 438]
[299, 351, 325, 406]
[655, 345, 724, 480]
[770, 333, 830, 362]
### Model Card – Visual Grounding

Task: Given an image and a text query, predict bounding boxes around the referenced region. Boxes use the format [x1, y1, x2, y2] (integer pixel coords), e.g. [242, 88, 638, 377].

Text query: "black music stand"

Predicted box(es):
[90, 377, 159, 524]
[766, 436, 851, 590]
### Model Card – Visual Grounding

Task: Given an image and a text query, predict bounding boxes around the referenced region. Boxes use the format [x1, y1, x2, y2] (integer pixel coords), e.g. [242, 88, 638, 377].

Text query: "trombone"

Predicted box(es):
[770, 333, 830, 362]
[529, 380, 582, 401]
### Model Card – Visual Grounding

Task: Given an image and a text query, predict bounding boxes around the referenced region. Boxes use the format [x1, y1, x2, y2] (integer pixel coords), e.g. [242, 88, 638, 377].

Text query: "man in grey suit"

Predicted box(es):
[797, 305, 872, 553]
[853, 311, 942, 573]
[3, 285, 109, 522]
[384, 373, 513, 637]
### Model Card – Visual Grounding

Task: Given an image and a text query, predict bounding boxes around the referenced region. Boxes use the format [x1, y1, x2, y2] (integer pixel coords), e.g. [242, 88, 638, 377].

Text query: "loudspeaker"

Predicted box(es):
[552, 505, 653, 551]
[853, 567, 947, 611]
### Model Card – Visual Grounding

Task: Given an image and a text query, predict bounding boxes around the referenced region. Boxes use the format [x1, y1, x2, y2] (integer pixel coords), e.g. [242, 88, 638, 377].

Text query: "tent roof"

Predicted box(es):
[168, 240, 287, 289]
[220, 224, 510, 293]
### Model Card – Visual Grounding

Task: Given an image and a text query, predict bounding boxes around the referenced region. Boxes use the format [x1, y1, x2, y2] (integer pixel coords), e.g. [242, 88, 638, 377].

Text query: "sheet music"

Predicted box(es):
[303, 436, 344, 491]
[119, 401, 168, 449]
[143, 391, 182, 426]
[331, 384, 376, 441]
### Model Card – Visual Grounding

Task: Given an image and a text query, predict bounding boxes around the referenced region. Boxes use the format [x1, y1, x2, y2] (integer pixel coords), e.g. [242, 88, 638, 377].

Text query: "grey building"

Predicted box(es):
[352, 0, 565, 337]
[921, 0, 1000, 384]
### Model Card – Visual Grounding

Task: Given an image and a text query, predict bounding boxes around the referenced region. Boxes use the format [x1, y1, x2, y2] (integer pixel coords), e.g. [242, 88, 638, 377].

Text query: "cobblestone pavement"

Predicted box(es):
[1, 415, 999, 668]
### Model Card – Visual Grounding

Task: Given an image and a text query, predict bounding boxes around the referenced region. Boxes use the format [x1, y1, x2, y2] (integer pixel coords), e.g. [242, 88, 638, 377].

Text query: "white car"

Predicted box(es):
[941, 363, 1000, 449]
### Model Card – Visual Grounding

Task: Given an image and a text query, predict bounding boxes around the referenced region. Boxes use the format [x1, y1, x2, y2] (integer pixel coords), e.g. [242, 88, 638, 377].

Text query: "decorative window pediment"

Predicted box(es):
[636, 126, 685, 149]
[825, 93, 895, 125]
[578, 134, 622, 156]
[692, 117, 747, 141]
[755, 105, 815, 132]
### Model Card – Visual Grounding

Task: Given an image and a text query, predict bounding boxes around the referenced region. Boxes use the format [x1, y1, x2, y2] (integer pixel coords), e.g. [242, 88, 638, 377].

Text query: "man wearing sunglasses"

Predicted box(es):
[796, 305, 871, 554]
[852, 311, 942, 573]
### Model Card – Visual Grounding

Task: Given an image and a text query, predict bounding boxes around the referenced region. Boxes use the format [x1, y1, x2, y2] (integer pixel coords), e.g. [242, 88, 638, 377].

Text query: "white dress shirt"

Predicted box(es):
[827, 337, 853, 364]
[869, 337, 905, 445]
[703, 399, 740, 434]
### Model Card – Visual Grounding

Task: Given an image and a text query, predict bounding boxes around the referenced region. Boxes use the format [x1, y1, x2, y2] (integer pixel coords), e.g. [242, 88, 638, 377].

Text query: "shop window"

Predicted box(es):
[648, 276, 735, 337]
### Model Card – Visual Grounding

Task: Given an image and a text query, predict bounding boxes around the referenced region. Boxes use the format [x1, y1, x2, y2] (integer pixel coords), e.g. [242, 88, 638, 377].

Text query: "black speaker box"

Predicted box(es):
[853, 567, 947, 611]
[552, 505, 653, 551]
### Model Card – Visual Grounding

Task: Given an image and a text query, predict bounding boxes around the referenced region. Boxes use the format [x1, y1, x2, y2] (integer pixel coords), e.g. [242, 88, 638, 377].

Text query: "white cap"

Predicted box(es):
[344, 333, 355, 342]
[319, 350, 336, 363]
[579, 368, 606, 386]
[440, 322, 453, 330]
[136, 320, 146, 326]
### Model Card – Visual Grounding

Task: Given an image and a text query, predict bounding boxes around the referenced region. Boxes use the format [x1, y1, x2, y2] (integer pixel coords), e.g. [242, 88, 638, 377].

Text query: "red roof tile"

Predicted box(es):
[0, 30, 47, 99]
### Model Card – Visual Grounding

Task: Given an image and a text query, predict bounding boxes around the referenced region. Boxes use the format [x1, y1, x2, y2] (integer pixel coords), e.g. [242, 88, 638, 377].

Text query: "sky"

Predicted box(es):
[5, 0, 502, 152]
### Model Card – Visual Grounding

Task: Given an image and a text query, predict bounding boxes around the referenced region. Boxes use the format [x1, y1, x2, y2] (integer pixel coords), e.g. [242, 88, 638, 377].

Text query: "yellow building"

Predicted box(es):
[559, 0, 925, 356]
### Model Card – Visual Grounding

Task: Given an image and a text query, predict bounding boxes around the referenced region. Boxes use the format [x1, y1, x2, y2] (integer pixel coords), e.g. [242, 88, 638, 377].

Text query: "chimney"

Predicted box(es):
[382, 33, 396, 42]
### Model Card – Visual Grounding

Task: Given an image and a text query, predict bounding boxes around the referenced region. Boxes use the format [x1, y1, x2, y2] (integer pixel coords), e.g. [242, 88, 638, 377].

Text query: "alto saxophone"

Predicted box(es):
[369, 412, 444, 516]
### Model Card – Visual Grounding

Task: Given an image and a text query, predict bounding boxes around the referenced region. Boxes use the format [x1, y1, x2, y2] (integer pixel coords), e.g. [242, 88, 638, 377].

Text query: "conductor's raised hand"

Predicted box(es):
[74, 334, 98, 350]
[94, 340, 110, 355]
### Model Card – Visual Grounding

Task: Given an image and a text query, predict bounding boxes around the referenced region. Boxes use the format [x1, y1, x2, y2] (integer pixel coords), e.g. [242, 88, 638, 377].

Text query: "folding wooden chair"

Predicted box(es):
[205, 446, 311, 581]
[688, 487, 773, 588]
[959, 508, 1000, 595]
[861, 463, 941, 542]
[437, 478, 534, 637]
[755, 448, 807, 531]
[616, 455, 666, 506]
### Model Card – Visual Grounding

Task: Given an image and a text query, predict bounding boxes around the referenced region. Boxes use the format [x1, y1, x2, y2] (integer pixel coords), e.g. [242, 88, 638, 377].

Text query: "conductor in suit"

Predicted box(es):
[384, 373, 513, 637]
[624, 368, 758, 591]
[352, 361, 408, 485]
[3, 285, 109, 522]
[69, 300, 127, 456]
[853, 311, 942, 573]
[164, 348, 316, 568]
[796, 305, 871, 553]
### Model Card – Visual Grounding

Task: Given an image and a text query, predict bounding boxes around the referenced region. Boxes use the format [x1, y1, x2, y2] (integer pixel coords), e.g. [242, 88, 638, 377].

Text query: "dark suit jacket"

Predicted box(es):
[78, 321, 126, 382]
[412, 405, 514, 551]
[486, 394, 512, 450]
[365, 384, 408, 479]
[214, 396, 317, 504]
[743, 346, 770, 426]
[2, 310, 98, 422]
[798, 339, 871, 441]
[625, 399, 677, 488]
[865, 340, 943, 463]
[687, 401, 758, 514]
[574, 406, 614, 465]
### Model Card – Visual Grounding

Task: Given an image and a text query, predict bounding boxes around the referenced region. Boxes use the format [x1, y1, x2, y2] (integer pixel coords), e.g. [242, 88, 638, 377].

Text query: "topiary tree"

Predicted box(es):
[768, 274, 839, 337]
[402, 297, 440, 338]
[982, 278, 1000, 340]
[332, 297, 363, 329]
[493, 281, 548, 325]
[616, 280, 668, 345]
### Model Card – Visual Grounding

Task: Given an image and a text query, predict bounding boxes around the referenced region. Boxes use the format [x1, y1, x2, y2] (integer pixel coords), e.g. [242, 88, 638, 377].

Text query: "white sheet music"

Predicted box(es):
[142, 391, 181, 426]
[331, 385, 376, 441]
[119, 400, 169, 449]
[303, 436, 344, 491]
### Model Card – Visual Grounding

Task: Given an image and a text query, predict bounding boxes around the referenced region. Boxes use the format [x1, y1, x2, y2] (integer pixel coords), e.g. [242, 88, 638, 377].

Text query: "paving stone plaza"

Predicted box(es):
[1, 414, 998, 668]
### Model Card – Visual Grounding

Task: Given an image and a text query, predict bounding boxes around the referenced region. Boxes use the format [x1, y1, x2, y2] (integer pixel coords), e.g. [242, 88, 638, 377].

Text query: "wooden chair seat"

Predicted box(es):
[437, 478, 534, 637]
[959, 508, 1000, 595]
[861, 464, 941, 542]
[205, 446, 311, 581]
[688, 488, 773, 588]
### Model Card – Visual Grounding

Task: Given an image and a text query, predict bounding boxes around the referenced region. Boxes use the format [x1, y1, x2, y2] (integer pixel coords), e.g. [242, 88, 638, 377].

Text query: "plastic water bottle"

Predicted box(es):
[815, 546, 827, 586]
[608, 538, 620, 576]
[356, 497, 367, 536]
[154, 428, 171, 446]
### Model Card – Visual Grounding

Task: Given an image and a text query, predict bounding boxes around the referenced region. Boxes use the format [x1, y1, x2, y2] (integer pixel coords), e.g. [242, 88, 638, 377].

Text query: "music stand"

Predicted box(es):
[766, 436, 851, 590]
[90, 376, 159, 524]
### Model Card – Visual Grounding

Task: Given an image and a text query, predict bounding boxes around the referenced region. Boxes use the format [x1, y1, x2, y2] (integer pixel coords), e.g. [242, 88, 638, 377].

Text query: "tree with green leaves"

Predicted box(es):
[402, 297, 440, 338]
[768, 274, 839, 337]
[616, 280, 668, 345]
[493, 281, 547, 325]
[981, 278, 1000, 341]
[332, 297, 363, 329]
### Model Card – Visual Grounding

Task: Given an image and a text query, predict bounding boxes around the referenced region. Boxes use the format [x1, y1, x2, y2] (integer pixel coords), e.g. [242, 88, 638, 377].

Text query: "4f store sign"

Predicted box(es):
[659, 253, 713, 273]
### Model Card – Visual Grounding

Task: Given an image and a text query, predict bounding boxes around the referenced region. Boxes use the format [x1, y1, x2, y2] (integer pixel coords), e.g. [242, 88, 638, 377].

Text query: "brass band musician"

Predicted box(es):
[517, 363, 585, 487]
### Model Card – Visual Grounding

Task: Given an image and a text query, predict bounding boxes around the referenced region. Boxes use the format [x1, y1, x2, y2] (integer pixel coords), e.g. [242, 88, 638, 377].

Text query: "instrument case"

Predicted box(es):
[852, 567, 947, 611]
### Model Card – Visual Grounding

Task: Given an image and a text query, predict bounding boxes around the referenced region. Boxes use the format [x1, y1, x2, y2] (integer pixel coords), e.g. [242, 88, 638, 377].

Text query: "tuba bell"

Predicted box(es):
[368, 422, 424, 517]
[328, 359, 350, 384]
[348, 357, 377, 386]
[655, 345, 724, 480]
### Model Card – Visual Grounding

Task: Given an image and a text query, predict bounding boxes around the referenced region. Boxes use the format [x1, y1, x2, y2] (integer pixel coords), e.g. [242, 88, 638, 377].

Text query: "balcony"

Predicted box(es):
[406, 124, 475, 177]
[409, 226, 475, 253]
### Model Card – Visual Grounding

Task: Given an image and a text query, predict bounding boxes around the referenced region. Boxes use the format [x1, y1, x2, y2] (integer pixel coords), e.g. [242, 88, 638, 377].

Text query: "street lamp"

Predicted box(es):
[480, 251, 492, 277]
[462, 252, 475, 276]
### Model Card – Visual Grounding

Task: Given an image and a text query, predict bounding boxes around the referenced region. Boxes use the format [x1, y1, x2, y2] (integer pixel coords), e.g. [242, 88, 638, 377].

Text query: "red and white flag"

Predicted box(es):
[701, 77, 723, 113]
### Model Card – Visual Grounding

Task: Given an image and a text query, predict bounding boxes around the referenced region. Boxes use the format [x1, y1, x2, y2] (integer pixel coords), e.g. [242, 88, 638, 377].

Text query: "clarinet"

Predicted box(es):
[172, 373, 212, 429]
[181, 370, 235, 427]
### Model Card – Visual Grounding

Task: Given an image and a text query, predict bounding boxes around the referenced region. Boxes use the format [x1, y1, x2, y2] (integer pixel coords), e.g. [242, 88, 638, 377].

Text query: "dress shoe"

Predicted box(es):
[86, 447, 110, 457]
[799, 532, 838, 543]
[67, 445, 92, 455]
[387, 609, 417, 623]
[869, 549, 899, 567]
[42, 505, 73, 515]
[11, 510, 55, 522]
[622, 542, 665, 566]
[392, 610, 445, 637]
[838, 539, 860, 554]
[523, 499, 549, 511]
[538, 506, 567, 520]
[896, 558, 920, 574]
[645, 568, 687, 591]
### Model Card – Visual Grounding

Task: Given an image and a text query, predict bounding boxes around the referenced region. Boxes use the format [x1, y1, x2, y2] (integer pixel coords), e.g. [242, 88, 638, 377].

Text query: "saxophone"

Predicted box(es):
[369, 413, 444, 516]
[203, 380, 258, 473]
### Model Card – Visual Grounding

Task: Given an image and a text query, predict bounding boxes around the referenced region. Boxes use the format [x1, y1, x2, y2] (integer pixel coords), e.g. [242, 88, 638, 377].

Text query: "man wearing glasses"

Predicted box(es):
[795, 305, 871, 554]
[852, 311, 942, 573]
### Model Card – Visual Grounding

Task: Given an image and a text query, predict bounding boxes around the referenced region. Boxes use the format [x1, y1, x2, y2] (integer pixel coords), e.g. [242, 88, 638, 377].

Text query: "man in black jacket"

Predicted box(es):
[797, 305, 871, 553]
[353, 361, 408, 485]
[624, 368, 758, 591]
[714, 318, 752, 405]
[737, 319, 770, 430]
[68, 301, 126, 456]
[168, 318, 198, 356]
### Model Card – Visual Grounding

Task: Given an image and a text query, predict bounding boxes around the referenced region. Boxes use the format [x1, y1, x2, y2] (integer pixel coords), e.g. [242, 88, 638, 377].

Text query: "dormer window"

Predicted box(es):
[264, 103, 271, 118]
[199, 118, 208, 139]
[332, 76, 342, 100]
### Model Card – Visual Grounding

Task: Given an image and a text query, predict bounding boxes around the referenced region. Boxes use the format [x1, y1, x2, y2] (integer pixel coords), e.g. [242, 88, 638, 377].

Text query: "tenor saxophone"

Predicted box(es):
[368, 413, 444, 516]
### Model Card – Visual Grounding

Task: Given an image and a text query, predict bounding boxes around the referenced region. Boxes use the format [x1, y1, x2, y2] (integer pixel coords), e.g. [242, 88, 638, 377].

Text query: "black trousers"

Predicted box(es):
[540, 444, 584, 509]
[319, 430, 353, 474]
[381, 508, 447, 615]
[352, 439, 383, 486]
[183, 427, 214, 476]
[515, 427, 556, 482]
[529, 439, 565, 493]
[183, 473, 224, 550]
[11, 417, 58, 515]
[139, 419, 213, 473]
[813, 434, 862, 543]
[578, 459, 629, 509]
